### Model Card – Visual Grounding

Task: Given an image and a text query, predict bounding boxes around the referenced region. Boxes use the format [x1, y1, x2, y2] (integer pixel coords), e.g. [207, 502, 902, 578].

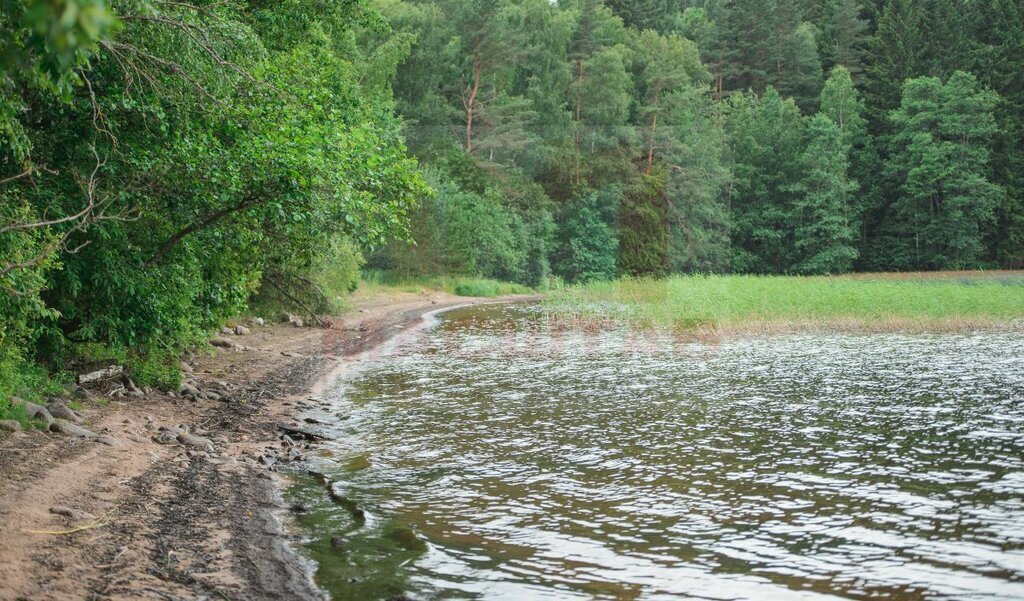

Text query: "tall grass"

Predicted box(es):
[546, 273, 1024, 334]
[358, 270, 534, 298]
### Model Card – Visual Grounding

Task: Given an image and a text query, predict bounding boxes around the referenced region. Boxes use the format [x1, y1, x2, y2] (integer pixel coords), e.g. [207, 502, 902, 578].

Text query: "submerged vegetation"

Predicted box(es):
[546, 272, 1024, 334]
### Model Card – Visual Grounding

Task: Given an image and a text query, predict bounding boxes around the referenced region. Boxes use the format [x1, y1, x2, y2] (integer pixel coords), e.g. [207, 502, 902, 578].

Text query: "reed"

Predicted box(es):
[545, 272, 1024, 335]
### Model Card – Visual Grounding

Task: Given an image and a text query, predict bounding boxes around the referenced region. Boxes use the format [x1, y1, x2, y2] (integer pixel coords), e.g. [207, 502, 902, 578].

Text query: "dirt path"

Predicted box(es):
[0, 291, 527, 601]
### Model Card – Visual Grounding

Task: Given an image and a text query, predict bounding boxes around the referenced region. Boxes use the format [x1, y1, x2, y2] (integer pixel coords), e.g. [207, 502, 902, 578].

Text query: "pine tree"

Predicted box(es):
[820, 0, 870, 82]
[863, 0, 926, 129]
[779, 21, 824, 113]
[725, 88, 806, 273]
[635, 30, 708, 173]
[789, 114, 859, 273]
[820, 64, 878, 252]
[971, 0, 1024, 267]
[887, 72, 1005, 269]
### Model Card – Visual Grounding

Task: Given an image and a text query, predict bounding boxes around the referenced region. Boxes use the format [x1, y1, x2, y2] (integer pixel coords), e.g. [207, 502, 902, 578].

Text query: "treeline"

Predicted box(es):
[370, 0, 1023, 284]
[0, 1, 423, 394]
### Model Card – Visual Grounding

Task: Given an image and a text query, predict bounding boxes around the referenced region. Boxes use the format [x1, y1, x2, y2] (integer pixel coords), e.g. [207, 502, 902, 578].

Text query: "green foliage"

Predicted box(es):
[789, 114, 859, 274]
[1, 0, 425, 395]
[883, 72, 1004, 269]
[553, 191, 619, 283]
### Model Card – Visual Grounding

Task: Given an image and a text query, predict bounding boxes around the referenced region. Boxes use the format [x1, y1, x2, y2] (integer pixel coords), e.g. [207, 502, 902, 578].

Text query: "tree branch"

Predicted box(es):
[142, 195, 260, 268]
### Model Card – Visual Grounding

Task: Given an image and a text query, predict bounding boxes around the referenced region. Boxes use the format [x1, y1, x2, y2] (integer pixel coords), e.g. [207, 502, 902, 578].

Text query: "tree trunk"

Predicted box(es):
[464, 58, 482, 154]
[646, 89, 660, 175]
[574, 58, 584, 186]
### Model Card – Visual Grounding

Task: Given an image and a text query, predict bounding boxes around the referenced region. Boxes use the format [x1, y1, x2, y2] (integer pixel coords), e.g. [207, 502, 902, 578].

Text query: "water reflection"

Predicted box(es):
[292, 304, 1024, 600]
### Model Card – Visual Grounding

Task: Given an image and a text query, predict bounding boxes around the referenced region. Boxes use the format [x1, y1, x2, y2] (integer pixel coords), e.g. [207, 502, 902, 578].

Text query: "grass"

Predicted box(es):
[357, 270, 534, 298]
[545, 272, 1024, 336]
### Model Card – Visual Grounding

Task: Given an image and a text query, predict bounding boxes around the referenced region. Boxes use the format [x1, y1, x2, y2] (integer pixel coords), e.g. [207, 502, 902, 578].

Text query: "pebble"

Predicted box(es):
[0, 420, 22, 433]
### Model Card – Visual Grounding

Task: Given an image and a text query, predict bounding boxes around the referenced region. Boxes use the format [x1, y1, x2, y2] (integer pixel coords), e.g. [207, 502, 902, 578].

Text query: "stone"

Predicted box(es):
[95, 436, 118, 446]
[11, 397, 54, 426]
[211, 337, 235, 349]
[180, 383, 202, 398]
[49, 419, 97, 438]
[177, 432, 214, 451]
[180, 361, 193, 374]
[290, 315, 305, 328]
[0, 420, 22, 432]
[235, 324, 250, 336]
[78, 365, 123, 384]
[254, 317, 266, 327]
[45, 401, 81, 424]
[73, 386, 95, 400]
[221, 327, 233, 335]
[49, 506, 95, 521]
[154, 431, 177, 444]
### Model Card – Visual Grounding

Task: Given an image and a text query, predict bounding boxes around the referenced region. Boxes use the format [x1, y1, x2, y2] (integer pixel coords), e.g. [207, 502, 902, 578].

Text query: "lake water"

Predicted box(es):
[288, 303, 1024, 600]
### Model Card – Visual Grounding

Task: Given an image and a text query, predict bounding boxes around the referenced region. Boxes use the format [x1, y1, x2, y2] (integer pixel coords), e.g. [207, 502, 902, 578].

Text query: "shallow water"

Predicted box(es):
[289, 304, 1024, 600]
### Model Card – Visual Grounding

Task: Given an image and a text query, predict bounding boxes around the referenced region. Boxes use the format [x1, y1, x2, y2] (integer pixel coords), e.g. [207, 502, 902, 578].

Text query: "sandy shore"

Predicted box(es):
[0, 291, 518, 600]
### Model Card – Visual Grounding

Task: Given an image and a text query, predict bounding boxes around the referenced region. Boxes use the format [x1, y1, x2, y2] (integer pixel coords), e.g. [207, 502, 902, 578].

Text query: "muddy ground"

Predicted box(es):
[0, 291, 509, 601]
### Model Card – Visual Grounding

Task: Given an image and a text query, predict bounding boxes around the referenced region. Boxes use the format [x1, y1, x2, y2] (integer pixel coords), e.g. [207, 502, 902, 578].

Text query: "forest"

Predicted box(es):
[1, 0, 1023, 399]
[372, 0, 1023, 284]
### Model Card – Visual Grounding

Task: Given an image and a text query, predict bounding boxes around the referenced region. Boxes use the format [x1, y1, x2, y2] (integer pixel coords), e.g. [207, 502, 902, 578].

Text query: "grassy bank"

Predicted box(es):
[545, 272, 1024, 335]
[358, 272, 534, 298]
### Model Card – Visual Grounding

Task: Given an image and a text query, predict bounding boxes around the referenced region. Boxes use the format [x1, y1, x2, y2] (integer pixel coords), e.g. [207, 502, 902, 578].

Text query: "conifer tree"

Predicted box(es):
[887, 72, 1005, 269]
[789, 114, 859, 273]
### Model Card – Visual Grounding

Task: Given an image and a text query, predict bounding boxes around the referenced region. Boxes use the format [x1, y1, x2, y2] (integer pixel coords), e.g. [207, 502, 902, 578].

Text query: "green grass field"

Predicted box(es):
[545, 272, 1024, 335]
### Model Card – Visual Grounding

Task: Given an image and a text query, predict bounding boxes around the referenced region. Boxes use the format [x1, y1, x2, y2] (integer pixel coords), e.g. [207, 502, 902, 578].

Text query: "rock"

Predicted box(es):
[154, 431, 178, 445]
[78, 365, 123, 384]
[290, 315, 305, 328]
[49, 506, 95, 521]
[280, 434, 295, 447]
[11, 397, 54, 426]
[235, 324, 250, 336]
[0, 420, 22, 432]
[129, 389, 144, 398]
[211, 337, 235, 349]
[95, 436, 118, 446]
[180, 361, 193, 374]
[176, 432, 214, 451]
[45, 401, 81, 424]
[221, 327, 233, 335]
[50, 419, 97, 438]
[73, 386, 95, 400]
[205, 391, 223, 402]
[254, 317, 266, 327]
[180, 383, 202, 398]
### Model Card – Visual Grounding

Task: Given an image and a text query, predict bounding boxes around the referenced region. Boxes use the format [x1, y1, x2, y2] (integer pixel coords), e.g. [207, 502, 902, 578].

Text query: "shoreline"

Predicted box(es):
[0, 291, 524, 600]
